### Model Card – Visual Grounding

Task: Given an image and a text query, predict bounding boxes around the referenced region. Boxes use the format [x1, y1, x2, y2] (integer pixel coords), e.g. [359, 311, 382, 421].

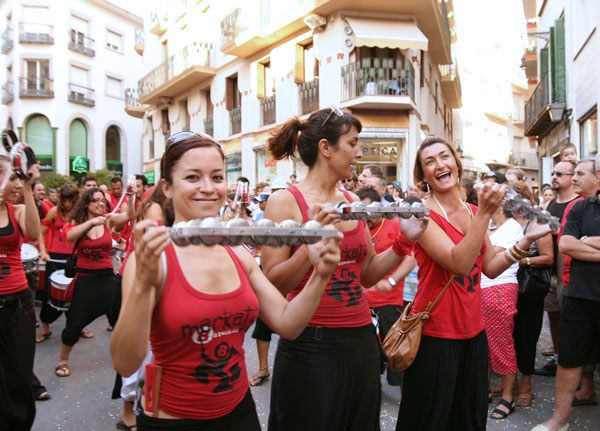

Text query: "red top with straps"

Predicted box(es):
[286, 185, 372, 328]
[413, 205, 486, 339]
[0, 203, 28, 295]
[63, 223, 113, 270]
[151, 244, 259, 419]
[362, 218, 405, 308]
[45, 211, 72, 255]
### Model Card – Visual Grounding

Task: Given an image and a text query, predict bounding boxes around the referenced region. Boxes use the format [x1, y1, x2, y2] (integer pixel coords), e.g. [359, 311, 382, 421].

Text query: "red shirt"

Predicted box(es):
[413, 205, 486, 339]
[0, 203, 28, 295]
[362, 218, 405, 308]
[46, 211, 72, 255]
[286, 185, 372, 328]
[151, 244, 259, 419]
[559, 196, 584, 287]
[63, 223, 113, 270]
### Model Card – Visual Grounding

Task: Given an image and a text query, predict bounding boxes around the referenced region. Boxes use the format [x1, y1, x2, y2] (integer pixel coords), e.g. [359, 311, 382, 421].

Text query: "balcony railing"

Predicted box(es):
[125, 88, 142, 108]
[525, 73, 549, 133]
[229, 105, 242, 135]
[68, 83, 95, 107]
[509, 151, 538, 168]
[299, 78, 319, 115]
[68, 29, 95, 57]
[204, 116, 214, 137]
[19, 22, 53, 44]
[2, 80, 14, 104]
[138, 42, 214, 100]
[19, 77, 53, 98]
[439, 63, 456, 78]
[260, 95, 276, 126]
[221, 8, 241, 48]
[341, 59, 415, 102]
[1, 27, 13, 53]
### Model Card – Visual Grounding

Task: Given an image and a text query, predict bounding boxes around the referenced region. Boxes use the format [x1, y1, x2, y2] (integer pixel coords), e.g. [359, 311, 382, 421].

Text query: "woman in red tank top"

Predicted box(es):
[110, 133, 343, 431]
[54, 188, 133, 378]
[0, 155, 41, 430]
[261, 109, 427, 431]
[396, 137, 554, 430]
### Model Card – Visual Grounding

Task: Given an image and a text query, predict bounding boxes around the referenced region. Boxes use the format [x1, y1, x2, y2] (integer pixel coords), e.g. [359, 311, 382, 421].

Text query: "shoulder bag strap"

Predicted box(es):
[424, 275, 455, 313]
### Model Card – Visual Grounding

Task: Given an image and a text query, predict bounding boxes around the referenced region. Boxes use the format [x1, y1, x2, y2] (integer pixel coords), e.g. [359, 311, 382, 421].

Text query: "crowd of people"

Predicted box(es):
[0, 113, 598, 431]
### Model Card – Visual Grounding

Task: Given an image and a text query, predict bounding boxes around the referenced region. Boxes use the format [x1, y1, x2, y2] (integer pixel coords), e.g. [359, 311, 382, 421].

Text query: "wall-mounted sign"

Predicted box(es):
[144, 170, 155, 185]
[107, 161, 123, 176]
[36, 156, 53, 172]
[72, 156, 88, 173]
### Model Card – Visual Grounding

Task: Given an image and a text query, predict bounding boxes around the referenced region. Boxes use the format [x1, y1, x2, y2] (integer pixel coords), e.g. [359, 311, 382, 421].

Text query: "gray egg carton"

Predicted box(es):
[327, 201, 430, 220]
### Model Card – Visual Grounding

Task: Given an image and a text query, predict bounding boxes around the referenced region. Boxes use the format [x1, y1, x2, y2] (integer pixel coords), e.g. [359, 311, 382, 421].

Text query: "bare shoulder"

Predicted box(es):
[144, 202, 164, 222]
[231, 245, 258, 272]
[264, 189, 301, 222]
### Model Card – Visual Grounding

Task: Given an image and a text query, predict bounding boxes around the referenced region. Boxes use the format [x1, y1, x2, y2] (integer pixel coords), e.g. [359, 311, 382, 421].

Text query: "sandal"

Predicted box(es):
[36, 331, 52, 343]
[116, 419, 137, 430]
[490, 385, 519, 396]
[572, 393, 598, 406]
[517, 390, 534, 407]
[35, 391, 51, 401]
[55, 363, 70, 377]
[80, 329, 94, 338]
[249, 368, 270, 387]
[490, 398, 516, 419]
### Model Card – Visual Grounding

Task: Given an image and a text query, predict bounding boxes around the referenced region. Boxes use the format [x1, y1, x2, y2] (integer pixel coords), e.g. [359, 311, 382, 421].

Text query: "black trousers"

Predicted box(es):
[251, 316, 274, 342]
[372, 304, 403, 386]
[0, 289, 36, 431]
[111, 274, 124, 400]
[268, 325, 382, 431]
[397, 331, 488, 431]
[513, 293, 545, 375]
[39, 253, 69, 325]
[61, 271, 115, 346]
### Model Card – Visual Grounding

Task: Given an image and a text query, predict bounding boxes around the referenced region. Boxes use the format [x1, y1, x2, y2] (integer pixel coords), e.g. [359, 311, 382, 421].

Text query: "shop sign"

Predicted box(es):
[72, 156, 88, 173]
[264, 158, 276, 168]
[362, 145, 398, 156]
[107, 161, 123, 176]
[144, 170, 155, 185]
[36, 156, 53, 172]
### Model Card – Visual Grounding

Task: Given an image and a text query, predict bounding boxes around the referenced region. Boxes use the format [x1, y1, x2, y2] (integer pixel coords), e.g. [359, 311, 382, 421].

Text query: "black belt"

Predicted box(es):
[295, 324, 375, 341]
[0, 295, 19, 309]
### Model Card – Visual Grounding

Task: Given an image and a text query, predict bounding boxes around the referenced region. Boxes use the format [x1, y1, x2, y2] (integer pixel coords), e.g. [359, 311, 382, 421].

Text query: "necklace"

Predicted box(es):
[371, 219, 386, 238]
[431, 193, 473, 222]
[489, 217, 507, 231]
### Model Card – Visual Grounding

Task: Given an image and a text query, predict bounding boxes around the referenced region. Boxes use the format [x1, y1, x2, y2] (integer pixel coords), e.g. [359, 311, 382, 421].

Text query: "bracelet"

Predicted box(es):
[509, 244, 529, 261]
[514, 241, 531, 256]
[504, 249, 518, 263]
[392, 234, 415, 257]
[526, 257, 531, 266]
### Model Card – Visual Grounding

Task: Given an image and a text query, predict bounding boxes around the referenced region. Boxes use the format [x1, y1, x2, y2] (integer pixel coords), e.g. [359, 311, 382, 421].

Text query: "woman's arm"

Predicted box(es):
[110, 220, 169, 377]
[38, 206, 57, 260]
[527, 232, 553, 267]
[108, 200, 135, 232]
[15, 166, 42, 240]
[66, 217, 100, 243]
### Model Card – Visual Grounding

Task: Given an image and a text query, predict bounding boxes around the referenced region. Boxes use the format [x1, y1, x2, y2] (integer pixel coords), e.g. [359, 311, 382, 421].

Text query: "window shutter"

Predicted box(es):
[294, 44, 304, 84]
[540, 47, 549, 77]
[553, 17, 566, 103]
[257, 62, 265, 98]
[226, 78, 234, 110]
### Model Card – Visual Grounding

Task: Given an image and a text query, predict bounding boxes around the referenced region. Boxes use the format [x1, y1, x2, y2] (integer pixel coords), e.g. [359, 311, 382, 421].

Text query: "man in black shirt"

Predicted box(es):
[535, 161, 578, 376]
[533, 159, 600, 431]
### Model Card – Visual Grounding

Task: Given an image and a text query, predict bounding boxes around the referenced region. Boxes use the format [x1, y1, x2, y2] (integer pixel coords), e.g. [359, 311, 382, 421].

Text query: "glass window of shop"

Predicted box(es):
[225, 153, 242, 186]
[357, 138, 404, 184]
[580, 109, 598, 158]
[256, 147, 277, 183]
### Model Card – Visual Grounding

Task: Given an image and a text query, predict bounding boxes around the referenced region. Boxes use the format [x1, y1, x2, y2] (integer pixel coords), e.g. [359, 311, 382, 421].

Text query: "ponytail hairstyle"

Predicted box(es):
[268, 108, 362, 168]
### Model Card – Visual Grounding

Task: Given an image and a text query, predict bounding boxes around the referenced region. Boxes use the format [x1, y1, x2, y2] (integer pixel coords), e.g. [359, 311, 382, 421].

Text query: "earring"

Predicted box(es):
[426, 182, 431, 193]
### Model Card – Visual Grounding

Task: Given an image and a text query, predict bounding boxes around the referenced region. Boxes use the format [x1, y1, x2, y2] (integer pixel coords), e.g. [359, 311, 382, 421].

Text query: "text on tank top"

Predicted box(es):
[0, 203, 28, 295]
[413, 204, 486, 340]
[151, 244, 259, 419]
[286, 185, 372, 328]
[74, 224, 113, 270]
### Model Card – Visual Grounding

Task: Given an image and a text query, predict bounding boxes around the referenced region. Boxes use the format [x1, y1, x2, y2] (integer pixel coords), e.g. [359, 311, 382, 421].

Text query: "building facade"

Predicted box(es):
[129, 0, 462, 189]
[0, 0, 144, 179]
[522, 0, 599, 185]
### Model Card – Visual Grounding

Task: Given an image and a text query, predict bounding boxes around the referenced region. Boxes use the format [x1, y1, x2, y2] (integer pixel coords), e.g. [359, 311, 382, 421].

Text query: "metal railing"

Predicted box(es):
[260, 95, 276, 126]
[524, 73, 549, 132]
[299, 78, 319, 115]
[509, 151, 538, 168]
[229, 105, 242, 135]
[221, 8, 241, 47]
[439, 63, 456, 78]
[439, 0, 452, 50]
[2, 80, 14, 104]
[68, 83, 94, 106]
[138, 42, 214, 99]
[125, 88, 142, 108]
[204, 116, 214, 137]
[19, 77, 53, 98]
[19, 22, 53, 44]
[341, 59, 415, 102]
[1, 27, 13, 53]
[68, 29, 95, 56]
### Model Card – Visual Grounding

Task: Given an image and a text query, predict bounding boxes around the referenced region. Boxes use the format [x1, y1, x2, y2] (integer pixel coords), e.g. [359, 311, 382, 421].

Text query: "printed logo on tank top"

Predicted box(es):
[82, 247, 106, 262]
[0, 261, 11, 278]
[0, 245, 16, 258]
[326, 241, 367, 307]
[455, 263, 480, 293]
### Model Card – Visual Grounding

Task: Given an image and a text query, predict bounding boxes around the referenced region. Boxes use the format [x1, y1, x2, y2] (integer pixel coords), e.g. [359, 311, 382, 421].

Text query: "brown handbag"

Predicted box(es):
[382, 276, 454, 370]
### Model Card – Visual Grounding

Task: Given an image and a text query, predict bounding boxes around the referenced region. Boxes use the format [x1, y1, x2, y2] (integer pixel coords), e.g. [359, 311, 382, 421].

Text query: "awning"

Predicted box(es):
[346, 17, 428, 51]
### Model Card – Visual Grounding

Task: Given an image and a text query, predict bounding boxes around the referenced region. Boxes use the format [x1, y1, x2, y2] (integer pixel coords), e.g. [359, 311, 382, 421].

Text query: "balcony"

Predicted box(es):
[299, 78, 319, 115]
[204, 116, 214, 137]
[135, 29, 144, 56]
[138, 42, 215, 106]
[2, 80, 14, 104]
[68, 83, 95, 107]
[19, 22, 53, 44]
[220, 0, 452, 64]
[524, 73, 566, 137]
[68, 29, 95, 57]
[340, 59, 415, 110]
[124, 88, 146, 118]
[1, 27, 13, 54]
[439, 62, 462, 109]
[260, 95, 276, 126]
[150, 8, 168, 36]
[509, 151, 538, 168]
[19, 77, 53, 98]
[522, 44, 538, 81]
[229, 105, 242, 135]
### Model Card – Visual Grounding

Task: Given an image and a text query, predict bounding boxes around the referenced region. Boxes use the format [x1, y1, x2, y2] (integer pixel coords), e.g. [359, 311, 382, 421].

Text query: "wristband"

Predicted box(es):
[387, 277, 397, 287]
[392, 234, 415, 257]
[504, 249, 518, 263]
[526, 257, 531, 266]
[514, 242, 531, 256]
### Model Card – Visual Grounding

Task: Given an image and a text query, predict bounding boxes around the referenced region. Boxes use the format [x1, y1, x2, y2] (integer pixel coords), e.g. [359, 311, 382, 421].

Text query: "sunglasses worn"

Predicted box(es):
[166, 131, 217, 147]
[90, 198, 107, 204]
[551, 171, 574, 177]
[319, 105, 344, 131]
[342, 179, 353, 183]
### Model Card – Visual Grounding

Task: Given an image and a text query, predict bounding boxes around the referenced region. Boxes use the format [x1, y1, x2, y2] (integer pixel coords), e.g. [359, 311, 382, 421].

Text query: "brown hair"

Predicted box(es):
[136, 184, 174, 226]
[58, 184, 79, 219]
[160, 135, 224, 184]
[71, 188, 106, 225]
[413, 136, 464, 192]
[512, 182, 535, 205]
[268, 109, 362, 168]
[559, 142, 577, 157]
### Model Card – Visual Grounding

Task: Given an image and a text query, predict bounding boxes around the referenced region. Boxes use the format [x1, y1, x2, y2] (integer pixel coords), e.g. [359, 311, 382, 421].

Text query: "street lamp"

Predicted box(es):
[549, 103, 565, 122]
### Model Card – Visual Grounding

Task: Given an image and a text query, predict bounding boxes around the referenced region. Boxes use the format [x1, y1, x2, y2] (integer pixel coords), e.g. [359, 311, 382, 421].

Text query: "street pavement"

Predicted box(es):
[32, 307, 600, 431]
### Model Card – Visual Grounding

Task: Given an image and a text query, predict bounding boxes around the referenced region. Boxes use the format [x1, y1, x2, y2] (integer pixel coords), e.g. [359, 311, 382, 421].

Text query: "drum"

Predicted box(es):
[35, 259, 46, 304]
[21, 243, 39, 274]
[49, 269, 73, 311]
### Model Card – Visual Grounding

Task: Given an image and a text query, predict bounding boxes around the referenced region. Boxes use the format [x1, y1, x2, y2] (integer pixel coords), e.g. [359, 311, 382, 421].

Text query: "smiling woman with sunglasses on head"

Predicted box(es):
[110, 133, 343, 431]
[54, 188, 132, 378]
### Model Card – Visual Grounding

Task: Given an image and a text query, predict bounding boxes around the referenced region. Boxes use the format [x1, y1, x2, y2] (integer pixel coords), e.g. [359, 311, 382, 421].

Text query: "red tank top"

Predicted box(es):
[62, 223, 113, 270]
[0, 204, 28, 295]
[151, 244, 259, 419]
[286, 185, 372, 328]
[48, 211, 72, 255]
[362, 218, 405, 308]
[413, 205, 486, 339]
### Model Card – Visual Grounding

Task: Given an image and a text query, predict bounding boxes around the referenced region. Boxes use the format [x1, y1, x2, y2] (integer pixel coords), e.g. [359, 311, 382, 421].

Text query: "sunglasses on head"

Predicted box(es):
[319, 105, 344, 131]
[166, 131, 218, 147]
[551, 171, 574, 177]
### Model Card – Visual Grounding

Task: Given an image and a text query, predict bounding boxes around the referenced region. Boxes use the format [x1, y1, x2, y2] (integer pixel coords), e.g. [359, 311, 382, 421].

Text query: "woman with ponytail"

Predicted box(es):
[262, 109, 428, 430]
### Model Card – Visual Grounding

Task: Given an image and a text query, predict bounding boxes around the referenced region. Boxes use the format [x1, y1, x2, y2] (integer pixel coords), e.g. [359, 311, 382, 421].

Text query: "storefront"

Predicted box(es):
[255, 147, 277, 183]
[225, 153, 242, 185]
[357, 137, 405, 185]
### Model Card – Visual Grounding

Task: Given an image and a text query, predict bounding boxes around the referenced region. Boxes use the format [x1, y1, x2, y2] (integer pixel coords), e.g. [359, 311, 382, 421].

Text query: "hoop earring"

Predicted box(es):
[425, 182, 431, 193]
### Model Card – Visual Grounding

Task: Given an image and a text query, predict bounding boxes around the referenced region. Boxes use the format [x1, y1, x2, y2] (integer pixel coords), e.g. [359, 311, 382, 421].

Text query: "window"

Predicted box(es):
[106, 125, 121, 162]
[70, 65, 88, 87]
[580, 108, 598, 158]
[106, 29, 122, 52]
[257, 60, 274, 98]
[179, 98, 190, 131]
[106, 75, 122, 98]
[24, 59, 50, 91]
[226, 75, 239, 109]
[295, 42, 318, 83]
[205, 89, 213, 117]
[25, 114, 53, 171]
[161, 109, 170, 137]
[69, 119, 88, 175]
